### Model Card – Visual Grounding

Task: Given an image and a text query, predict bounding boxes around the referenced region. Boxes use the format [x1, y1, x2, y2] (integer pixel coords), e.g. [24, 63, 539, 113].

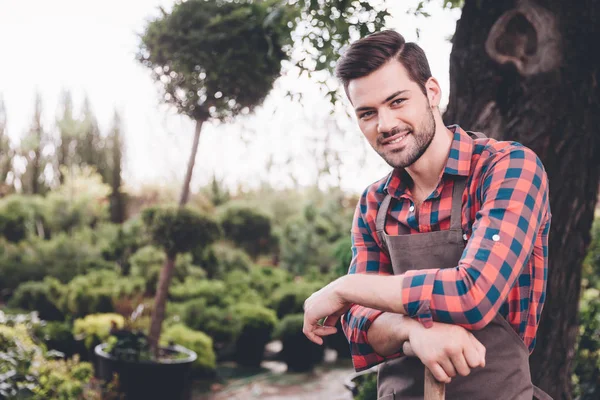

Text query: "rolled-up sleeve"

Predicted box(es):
[401, 145, 550, 330]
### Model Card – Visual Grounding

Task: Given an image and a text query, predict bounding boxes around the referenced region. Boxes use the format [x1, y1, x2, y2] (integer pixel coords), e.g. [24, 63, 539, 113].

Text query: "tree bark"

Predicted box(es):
[179, 119, 204, 207]
[148, 254, 177, 355]
[148, 118, 205, 355]
[444, 1, 600, 398]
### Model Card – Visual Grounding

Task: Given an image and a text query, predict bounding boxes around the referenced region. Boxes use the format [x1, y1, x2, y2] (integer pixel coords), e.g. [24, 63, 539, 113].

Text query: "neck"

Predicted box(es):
[405, 113, 453, 193]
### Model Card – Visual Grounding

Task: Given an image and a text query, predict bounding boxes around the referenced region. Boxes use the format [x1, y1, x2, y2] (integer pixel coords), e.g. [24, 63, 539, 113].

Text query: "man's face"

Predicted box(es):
[347, 59, 436, 169]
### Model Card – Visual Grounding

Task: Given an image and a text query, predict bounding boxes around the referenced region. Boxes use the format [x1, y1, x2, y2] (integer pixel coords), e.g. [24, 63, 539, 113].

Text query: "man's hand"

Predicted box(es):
[403, 322, 486, 383]
[302, 277, 350, 345]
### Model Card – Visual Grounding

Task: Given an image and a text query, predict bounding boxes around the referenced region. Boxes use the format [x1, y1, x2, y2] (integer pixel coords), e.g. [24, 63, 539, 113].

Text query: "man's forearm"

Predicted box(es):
[367, 312, 417, 356]
[336, 274, 407, 314]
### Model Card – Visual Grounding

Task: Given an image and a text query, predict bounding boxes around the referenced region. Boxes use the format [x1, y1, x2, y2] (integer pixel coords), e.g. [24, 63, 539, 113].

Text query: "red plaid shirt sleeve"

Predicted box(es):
[341, 195, 403, 372]
[402, 145, 551, 331]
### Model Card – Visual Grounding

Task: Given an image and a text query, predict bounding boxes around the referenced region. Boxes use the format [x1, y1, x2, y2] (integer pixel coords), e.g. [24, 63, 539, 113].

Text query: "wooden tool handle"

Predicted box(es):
[424, 368, 446, 400]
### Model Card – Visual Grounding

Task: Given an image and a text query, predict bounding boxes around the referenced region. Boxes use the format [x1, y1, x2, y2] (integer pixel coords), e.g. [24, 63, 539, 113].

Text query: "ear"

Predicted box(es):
[425, 77, 442, 108]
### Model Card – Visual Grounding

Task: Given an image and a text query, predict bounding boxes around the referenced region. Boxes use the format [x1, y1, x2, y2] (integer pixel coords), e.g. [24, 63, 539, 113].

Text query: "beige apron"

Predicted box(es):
[374, 132, 552, 400]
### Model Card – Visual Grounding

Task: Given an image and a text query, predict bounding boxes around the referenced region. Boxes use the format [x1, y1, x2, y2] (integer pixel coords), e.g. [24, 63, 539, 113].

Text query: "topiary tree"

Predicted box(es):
[137, 0, 293, 207]
[219, 203, 275, 260]
[141, 206, 221, 354]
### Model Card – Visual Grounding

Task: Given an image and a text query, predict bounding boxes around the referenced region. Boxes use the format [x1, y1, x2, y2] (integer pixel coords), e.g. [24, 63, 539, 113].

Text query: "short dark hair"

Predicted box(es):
[335, 30, 432, 98]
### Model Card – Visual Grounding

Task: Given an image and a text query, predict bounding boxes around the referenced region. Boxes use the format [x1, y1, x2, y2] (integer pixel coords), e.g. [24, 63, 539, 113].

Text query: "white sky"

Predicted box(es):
[0, 0, 460, 195]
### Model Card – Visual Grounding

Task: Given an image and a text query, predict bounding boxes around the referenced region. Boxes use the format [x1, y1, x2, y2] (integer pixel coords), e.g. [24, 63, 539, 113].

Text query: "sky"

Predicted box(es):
[0, 0, 461, 195]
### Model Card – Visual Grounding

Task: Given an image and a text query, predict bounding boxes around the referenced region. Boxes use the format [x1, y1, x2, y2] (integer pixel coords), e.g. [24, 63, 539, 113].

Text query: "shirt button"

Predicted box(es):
[492, 234, 500, 242]
[409, 205, 415, 212]
[463, 234, 468, 241]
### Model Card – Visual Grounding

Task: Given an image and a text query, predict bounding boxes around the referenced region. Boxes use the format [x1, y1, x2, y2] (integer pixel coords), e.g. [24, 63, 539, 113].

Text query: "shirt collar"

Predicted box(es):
[383, 124, 473, 197]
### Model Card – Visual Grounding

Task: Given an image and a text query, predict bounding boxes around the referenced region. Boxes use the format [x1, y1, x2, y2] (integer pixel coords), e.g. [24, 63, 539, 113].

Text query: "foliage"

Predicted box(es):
[230, 303, 278, 367]
[61, 270, 145, 318]
[9, 277, 65, 321]
[247, 265, 292, 299]
[170, 278, 227, 305]
[101, 217, 148, 275]
[33, 320, 78, 358]
[161, 324, 216, 375]
[138, 0, 293, 122]
[354, 371, 378, 400]
[0, 314, 100, 399]
[129, 245, 201, 295]
[573, 219, 600, 399]
[142, 206, 221, 258]
[45, 165, 111, 234]
[0, 194, 47, 242]
[181, 303, 240, 351]
[219, 203, 275, 259]
[274, 313, 324, 372]
[269, 281, 323, 319]
[194, 242, 253, 280]
[73, 313, 125, 352]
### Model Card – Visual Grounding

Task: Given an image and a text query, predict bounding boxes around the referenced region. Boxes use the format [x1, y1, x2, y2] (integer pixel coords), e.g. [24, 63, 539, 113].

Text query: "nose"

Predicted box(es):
[377, 108, 396, 135]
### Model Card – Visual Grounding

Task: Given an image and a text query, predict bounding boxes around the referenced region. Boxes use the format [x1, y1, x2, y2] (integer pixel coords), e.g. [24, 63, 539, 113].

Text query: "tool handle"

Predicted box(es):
[424, 368, 446, 400]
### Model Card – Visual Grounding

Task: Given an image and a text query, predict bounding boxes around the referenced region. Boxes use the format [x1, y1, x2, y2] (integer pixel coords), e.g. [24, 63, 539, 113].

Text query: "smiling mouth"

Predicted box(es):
[382, 131, 411, 145]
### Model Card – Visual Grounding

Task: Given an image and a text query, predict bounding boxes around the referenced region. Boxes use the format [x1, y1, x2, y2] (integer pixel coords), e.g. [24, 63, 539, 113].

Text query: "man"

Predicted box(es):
[302, 30, 552, 400]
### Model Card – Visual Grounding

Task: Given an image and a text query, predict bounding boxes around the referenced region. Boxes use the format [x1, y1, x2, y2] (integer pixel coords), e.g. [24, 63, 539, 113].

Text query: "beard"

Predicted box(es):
[376, 105, 436, 169]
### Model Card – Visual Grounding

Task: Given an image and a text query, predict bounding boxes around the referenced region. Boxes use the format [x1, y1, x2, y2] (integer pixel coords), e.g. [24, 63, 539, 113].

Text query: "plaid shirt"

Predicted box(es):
[342, 125, 551, 372]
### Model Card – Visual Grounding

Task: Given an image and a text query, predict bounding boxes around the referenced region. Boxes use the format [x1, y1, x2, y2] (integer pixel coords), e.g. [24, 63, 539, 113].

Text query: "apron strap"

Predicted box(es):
[449, 176, 467, 232]
[376, 194, 393, 252]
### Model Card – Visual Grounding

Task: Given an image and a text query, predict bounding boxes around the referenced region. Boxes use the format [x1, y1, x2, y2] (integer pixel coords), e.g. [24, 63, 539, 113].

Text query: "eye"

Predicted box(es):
[391, 98, 406, 106]
[359, 111, 375, 120]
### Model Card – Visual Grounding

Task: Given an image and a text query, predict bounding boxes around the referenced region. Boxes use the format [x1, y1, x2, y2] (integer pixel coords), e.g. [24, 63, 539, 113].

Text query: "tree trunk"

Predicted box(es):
[179, 119, 204, 207]
[148, 254, 177, 355]
[148, 118, 205, 355]
[444, 1, 600, 398]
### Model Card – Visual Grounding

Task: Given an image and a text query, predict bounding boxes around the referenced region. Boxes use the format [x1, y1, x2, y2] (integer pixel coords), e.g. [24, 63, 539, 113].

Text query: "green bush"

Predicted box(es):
[248, 266, 292, 299]
[182, 302, 240, 350]
[573, 218, 600, 399]
[231, 303, 277, 367]
[196, 243, 253, 279]
[9, 277, 65, 321]
[0, 318, 99, 399]
[130, 245, 200, 295]
[101, 217, 149, 275]
[269, 281, 323, 319]
[170, 278, 228, 305]
[161, 324, 216, 376]
[274, 313, 324, 372]
[354, 372, 378, 400]
[61, 270, 144, 318]
[0, 195, 47, 242]
[33, 320, 78, 358]
[142, 206, 221, 258]
[73, 313, 125, 352]
[219, 203, 274, 259]
[223, 270, 263, 306]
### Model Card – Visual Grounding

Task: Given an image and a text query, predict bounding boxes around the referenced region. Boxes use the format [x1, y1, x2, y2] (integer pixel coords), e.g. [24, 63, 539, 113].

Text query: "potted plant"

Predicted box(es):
[94, 205, 220, 399]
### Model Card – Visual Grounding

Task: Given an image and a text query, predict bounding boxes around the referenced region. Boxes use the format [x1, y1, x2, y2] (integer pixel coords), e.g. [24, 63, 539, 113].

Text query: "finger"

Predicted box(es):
[439, 357, 458, 378]
[467, 334, 486, 368]
[402, 341, 416, 357]
[302, 317, 324, 345]
[450, 351, 471, 377]
[427, 363, 452, 384]
[312, 325, 337, 337]
[323, 315, 340, 327]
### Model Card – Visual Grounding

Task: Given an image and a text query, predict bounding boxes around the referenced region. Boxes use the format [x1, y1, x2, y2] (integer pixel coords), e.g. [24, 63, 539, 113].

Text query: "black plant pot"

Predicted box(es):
[95, 343, 197, 400]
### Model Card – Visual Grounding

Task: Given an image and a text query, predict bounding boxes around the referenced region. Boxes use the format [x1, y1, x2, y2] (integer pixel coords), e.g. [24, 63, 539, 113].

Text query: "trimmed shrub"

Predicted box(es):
[9, 277, 65, 321]
[274, 313, 324, 372]
[269, 281, 323, 319]
[218, 203, 274, 260]
[170, 278, 227, 305]
[196, 243, 253, 280]
[33, 320, 78, 358]
[182, 302, 240, 351]
[161, 324, 216, 376]
[231, 303, 277, 367]
[73, 313, 125, 352]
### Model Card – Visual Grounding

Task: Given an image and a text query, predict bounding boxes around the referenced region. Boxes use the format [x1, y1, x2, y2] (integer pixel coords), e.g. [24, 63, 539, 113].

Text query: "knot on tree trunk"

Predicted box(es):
[485, 1, 561, 76]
